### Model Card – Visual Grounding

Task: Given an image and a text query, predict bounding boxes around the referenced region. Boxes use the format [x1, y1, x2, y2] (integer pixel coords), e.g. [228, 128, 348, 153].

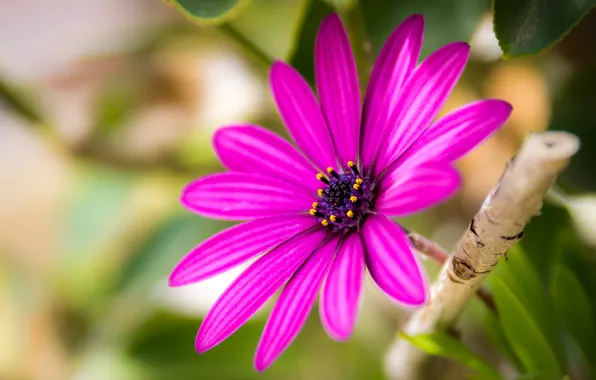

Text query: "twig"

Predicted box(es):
[408, 232, 497, 314]
[386, 132, 580, 380]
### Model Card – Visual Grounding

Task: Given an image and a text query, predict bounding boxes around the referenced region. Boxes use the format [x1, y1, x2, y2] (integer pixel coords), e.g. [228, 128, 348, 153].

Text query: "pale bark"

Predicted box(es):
[385, 132, 580, 379]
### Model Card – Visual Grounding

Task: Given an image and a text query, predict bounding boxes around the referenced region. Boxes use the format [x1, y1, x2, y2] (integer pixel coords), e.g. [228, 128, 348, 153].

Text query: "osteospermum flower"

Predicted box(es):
[169, 13, 511, 371]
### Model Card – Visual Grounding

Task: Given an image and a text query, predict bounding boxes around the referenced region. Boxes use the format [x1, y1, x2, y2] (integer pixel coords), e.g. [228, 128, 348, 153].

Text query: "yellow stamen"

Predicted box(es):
[309, 209, 317, 216]
[330, 215, 337, 223]
[350, 196, 358, 203]
[355, 178, 363, 185]
[346, 210, 354, 218]
[353, 183, 360, 191]
[347, 161, 356, 168]
[316, 173, 325, 180]
[326, 167, 334, 174]
[312, 202, 319, 208]
[321, 219, 329, 227]
[317, 189, 324, 197]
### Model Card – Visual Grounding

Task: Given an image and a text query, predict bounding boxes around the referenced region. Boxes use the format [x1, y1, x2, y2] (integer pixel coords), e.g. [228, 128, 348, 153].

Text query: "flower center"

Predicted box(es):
[310, 161, 375, 231]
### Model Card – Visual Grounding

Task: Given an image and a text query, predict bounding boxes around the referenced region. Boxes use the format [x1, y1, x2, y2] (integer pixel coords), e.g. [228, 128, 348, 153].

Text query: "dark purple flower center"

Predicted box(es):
[310, 161, 375, 231]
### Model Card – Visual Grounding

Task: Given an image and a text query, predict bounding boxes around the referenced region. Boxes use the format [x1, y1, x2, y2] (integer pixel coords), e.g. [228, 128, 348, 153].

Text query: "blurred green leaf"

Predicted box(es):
[115, 213, 230, 293]
[0, 75, 45, 124]
[493, 0, 596, 57]
[492, 278, 562, 379]
[94, 76, 141, 134]
[401, 332, 501, 380]
[551, 265, 596, 363]
[550, 66, 596, 192]
[322, 0, 355, 12]
[488, 245, 566, 370]
[58, 167, 137, 302]
[361, 0, 490, 59]
[170, 0, 251, 24]
[289, 0, 335, 83]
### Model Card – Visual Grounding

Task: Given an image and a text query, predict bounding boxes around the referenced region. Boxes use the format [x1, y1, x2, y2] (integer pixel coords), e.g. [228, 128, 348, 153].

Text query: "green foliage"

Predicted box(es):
[551, 265, 596, 367]
[493, 0, 596, 57]
[289, 0, 335, 83]
[115, 213, 230, 293]
[401, 332, 501, 380]
[361, 0, 490, 59]
[170, 0, 251, 24]
[492, 278, 562, 379]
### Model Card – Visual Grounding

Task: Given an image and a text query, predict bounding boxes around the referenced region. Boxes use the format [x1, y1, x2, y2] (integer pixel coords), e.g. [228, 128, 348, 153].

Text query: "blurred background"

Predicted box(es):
[1, 0, 596, 379]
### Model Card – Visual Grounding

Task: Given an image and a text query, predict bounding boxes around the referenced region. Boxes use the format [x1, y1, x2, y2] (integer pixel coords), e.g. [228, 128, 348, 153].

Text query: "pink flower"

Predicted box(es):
[170, 13, 512, 371]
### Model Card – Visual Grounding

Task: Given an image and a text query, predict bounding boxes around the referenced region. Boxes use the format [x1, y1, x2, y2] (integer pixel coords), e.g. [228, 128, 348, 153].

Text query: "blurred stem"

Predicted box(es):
[219, 23, 274, 69]
[408, 232, 497, 314]
[339, 2, 374, 93]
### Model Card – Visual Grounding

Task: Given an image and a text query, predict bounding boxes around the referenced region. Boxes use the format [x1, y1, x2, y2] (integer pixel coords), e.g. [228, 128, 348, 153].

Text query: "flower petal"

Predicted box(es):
[181, 173, 313, 220]
[169, 216, 316, 287]
[315, 13, 360, 165]
[398, 99, 513, 169]
[361, 214, 428, 307]
[375, 163, 460, 217]
[195, 229, 326, 353]
[320, 232, 365, 341]
[270, 61, 336, 171]
[213, 124, 321, 192]
[361, 14, 424, 169]
[372, 42, 470, 177]
[254, 235, 338, 371]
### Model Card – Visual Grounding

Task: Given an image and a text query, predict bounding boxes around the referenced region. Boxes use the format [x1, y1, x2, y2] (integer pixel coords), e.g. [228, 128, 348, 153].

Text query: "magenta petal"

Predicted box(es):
[213, 124, 321, 191]
[254, 236, 338, 371]
[375, 163, 460, 217]
[398, 100, 513, 169]
[169, 216, 316, 287]
[270, 61, 336, 171]
[181, 173, 313, 220]
[360, 14, 424, 169]
[195, 229, 326, 353]
[315, 13, 360, 165]
[372, 42, 470, 177]
[320, 232, 365, 341]
[361, 214, 428, 307]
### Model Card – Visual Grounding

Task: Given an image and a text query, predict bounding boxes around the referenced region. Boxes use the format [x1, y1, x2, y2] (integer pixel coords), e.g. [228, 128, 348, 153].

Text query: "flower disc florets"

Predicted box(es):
[310, 161, 375, 231]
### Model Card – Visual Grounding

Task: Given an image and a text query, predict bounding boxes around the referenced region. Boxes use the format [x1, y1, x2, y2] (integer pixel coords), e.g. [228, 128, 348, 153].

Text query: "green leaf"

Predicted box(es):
[401, 332, 501, 380]
[361, 0, 490, 59]
[492, 278, 562, 379]
[170, 0, 251, 24]
[551, 265, 596, 362]
[0, 75, 45, 124]
[488, 245, 566, 370]
[289, 0, 335, 83]
[115, 213, 230, 293]
[493, 0, 596, 57]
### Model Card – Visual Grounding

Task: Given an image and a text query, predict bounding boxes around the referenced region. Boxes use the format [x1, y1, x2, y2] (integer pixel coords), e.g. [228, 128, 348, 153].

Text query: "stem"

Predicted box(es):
[408, 232, 497, 314]
[219, 23, 275, 69]
[386, 132, 580, 380]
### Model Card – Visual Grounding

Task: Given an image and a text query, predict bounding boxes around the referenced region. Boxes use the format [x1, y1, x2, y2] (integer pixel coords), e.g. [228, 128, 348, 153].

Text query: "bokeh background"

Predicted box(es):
[2, 0, 596, 379]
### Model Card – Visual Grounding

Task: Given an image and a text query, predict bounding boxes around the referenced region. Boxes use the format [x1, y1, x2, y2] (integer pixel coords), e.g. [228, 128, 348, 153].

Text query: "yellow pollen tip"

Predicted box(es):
[353, 184, 360, 190]
[346, 210, 354, 218]
[309, 209, 316, 216]
[330, 215, 337, 222]
[317, 189, 324, 196]
[350, 196, 358, 202]
[312, 202, 319, 208]
[348, 161, 355, 167]
[316, 173, 325, 180]
[355, 178, 363, 185]
[321, 219, 329, 227]
[326, 167, 334, 173]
